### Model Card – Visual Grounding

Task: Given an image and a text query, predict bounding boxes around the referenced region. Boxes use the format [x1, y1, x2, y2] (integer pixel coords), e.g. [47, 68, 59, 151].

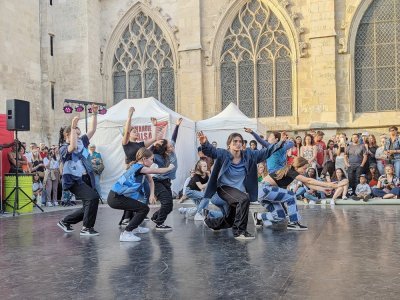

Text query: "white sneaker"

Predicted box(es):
[132, 226, 150, 234]
[178, 207, 187, 215]
[120, 231, 141, 242]
[53, 202, 59, 206]
[321, 199, 327, 205]
[47, 202, 53, 207]
[330, 199, 336, 205]
[309, 200, 316, 205]
[194, 213, 204, 221]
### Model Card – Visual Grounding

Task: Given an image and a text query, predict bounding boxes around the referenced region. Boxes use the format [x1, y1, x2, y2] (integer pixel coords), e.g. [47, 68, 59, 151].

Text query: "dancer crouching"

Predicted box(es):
[57, 105, 101, 236]
[108, 148, 175, 242]
[198, 131, 284, 240]
[253, 157, 348, 230]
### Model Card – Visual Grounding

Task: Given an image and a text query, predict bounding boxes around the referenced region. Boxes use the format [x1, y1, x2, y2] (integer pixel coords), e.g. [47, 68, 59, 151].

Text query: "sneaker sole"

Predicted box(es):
[155, 228, 173, 231]
[234, 236, 255, 240]
[287, 227, 308, 231]
[80, 232, 100, 236]
[120, 238, 141, 242]
[57, 222, 74, 233]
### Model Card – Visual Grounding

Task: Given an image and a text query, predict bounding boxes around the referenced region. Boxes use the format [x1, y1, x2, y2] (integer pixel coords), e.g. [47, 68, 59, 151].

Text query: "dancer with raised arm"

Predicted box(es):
[108, 148, 175, 242]
[253, 157, 348, 230]
[57, 104, 101, 236]
[198, 131, 284, 240]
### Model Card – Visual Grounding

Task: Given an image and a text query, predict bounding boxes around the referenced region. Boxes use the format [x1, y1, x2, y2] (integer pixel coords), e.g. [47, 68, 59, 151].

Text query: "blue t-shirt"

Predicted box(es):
[219, 159, 246, 192]
[60, 135, 93, 190]
[111, 163, 145, 202]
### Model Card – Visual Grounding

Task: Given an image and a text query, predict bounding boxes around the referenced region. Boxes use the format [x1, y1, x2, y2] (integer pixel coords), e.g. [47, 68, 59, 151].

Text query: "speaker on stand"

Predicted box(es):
[4, 99, 43, 215]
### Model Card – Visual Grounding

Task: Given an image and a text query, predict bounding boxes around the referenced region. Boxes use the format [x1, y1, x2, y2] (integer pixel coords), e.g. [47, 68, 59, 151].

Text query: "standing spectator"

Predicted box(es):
[322, 139, 336, 177]
[366, 135, 378, 169]
[287, 136, 302, 166]
[384, 126, 400, 178]
[300, 134, 317, 170]
[352, 174, 372, 202]
[375, 135, 387, 176]
[314, 131, 327, 176]
[89, 144, 104, 196]
[344, 134, 368, 195]
[43, 148, 60, 207]
[249, 140, 257, 150]
[39, 143, 47, 159]
[31, 148, 45, 181]
[372, 164, 400, 199]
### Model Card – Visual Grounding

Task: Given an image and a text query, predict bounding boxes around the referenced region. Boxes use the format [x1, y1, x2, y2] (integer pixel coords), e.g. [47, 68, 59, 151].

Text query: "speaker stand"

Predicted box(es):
[3, 131, 44, 216]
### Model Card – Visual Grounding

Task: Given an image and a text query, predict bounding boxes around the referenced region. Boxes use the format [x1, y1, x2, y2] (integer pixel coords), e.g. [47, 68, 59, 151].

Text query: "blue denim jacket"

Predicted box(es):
[384, 137, 400, 160]
[201, 140, 283, 201]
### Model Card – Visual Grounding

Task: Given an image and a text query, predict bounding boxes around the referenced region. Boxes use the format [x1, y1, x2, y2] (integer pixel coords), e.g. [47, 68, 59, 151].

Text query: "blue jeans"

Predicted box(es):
[185, 189, 223, 218]
[94, 174, 101, 196]
[260, 185, 300, 223]
[393, 160, 400, 178]
[210, 193, 229, 216]
[296, 187, 306, 199]
[372, 187, 400, 197]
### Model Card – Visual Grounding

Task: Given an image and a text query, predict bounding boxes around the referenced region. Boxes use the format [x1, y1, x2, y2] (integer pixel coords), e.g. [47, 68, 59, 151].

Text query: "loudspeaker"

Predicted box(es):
[6, 99, 30, 131]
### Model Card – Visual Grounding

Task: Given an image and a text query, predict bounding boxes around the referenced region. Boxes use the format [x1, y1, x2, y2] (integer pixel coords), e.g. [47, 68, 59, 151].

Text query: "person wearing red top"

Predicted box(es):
[314, 131, 327, 176]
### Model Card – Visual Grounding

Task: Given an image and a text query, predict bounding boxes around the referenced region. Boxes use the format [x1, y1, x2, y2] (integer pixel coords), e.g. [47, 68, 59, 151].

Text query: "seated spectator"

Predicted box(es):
[372, 164, 400, 199]
[32, 173, 43, 206]
[352, 174, 372, 202]
[329, 168, 349, 204]
[178, 169, 194, 203]
[288, 179, 306, 200]
[303, 168, 326, 204]
[197, 146, 213, 171]
[366, 163, 380, 188]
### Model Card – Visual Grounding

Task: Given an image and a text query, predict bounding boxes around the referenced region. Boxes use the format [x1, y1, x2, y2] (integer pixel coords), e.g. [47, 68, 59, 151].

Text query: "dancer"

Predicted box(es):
[178, 160, 224, 220]
[108, 148, 175, 242]
[151, 118, 182, 230]
[198, 131, 284, 240]
[57, 105, 101, 236]
[253, 157, 348, 230]
[120, 107, 157, 225]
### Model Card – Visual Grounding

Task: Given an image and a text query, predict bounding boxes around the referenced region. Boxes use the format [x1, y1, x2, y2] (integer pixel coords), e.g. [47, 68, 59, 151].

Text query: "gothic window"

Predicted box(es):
[355, 0, 400, 112]
[220, 0, 293, 118]
[112, 12, 175, 110]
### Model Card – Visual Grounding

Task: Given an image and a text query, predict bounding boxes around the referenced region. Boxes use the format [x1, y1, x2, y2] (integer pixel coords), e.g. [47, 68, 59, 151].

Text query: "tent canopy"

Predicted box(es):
[78, 97, 196, 198]
[196, 103, 259, 148]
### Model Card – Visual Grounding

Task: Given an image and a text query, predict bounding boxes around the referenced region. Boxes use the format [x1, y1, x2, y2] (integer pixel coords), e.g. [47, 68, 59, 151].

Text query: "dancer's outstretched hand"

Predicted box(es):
[197, 131, 207, 144]
[128, 107, 135, 116]
[176, 117, 183, 126]
[151, 117, 157, 126]
[91, 104, 99, 114]
[244, 127, 253, 133]
[71, 116, 80, 129]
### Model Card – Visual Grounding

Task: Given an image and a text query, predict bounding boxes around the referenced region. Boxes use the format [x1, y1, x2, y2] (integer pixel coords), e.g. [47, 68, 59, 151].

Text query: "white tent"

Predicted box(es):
[78, 97, 197, 199]
[196, 103, 259, 148]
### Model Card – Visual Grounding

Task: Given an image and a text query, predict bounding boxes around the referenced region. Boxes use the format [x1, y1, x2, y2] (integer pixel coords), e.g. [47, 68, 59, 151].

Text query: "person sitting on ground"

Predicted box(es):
[372, 164, 400, 199]
[178, 169, 194, 203]
[178, 160, 224, 220]
[328, 168, 349, 205]
[352, 174, 372, 202]
[366, 163, 380, 188]
[303, 167, 326, 205]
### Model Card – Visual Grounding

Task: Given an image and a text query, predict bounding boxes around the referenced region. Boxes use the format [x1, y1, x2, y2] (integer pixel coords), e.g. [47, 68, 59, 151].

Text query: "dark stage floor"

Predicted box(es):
[1, 204, 400, 299]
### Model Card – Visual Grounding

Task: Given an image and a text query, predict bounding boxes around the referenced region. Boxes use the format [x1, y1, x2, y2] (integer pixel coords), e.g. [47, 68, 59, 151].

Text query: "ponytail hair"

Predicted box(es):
[126, 147, 153, 169]
[274, 157, 309, 180]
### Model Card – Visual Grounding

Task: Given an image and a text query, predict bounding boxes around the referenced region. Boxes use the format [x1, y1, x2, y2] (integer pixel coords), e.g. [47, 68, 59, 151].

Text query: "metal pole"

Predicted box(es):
[85, 104, 88, 133]
[13, 131, 19, 217]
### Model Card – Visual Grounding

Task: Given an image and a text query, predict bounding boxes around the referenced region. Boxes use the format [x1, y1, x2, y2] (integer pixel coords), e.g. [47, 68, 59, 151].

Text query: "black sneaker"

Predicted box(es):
[57, 221, 74, 233]
[121, 218, 130, 226]
[287, 222, 308, 231]
[234, 231, 255, 240]
[352, 195, 361, 201]
[155, 224, 172, 231]
[80, 228, 100, 236]
[363, 195, 371, 202]
[252, 212, 263, 228]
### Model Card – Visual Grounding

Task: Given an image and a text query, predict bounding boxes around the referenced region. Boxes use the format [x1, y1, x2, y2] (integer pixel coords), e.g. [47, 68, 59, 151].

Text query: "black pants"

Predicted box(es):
[151, 179, 173, 225]
[121, 179, 150, 221]
[63, 181, 99, 228]
[204, 186, 250, 235]
[348, 165, 363, 194]
[108, 191, 149, 231]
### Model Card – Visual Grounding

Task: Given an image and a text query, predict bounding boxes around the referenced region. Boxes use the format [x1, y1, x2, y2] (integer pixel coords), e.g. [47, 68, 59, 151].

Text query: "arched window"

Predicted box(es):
[355, 0, 400, 112]
[220, 0, 293, 118]
[112, 12, 175, 110]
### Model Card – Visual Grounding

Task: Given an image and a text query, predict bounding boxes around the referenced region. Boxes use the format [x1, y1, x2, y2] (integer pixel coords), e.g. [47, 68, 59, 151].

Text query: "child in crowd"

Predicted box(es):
[32, 173, 43, 206]
[352, 174, 372, 202]
[108, 148, 175, 242]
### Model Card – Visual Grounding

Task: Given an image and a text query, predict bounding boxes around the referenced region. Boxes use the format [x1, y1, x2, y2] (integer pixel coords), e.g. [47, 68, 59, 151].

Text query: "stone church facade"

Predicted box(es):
[0, 0, 399, 144]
